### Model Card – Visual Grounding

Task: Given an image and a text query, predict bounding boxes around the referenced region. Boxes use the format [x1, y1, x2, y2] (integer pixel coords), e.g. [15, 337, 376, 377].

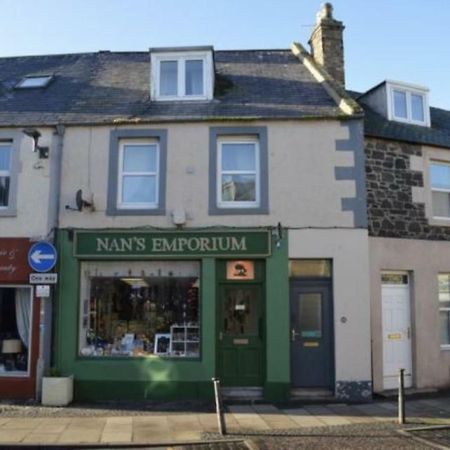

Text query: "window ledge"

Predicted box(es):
[0, 208, 17, 217]
[106, 207, 166, 216]
[440, 345, 450, 351]
[209, 206, 269, 216]
[429, 217, 450, 227]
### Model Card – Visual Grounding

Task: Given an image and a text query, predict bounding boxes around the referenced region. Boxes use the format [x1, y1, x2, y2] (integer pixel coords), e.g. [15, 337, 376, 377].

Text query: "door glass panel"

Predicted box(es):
[223, 288, 258, 336]
[298, 293, 322, 338]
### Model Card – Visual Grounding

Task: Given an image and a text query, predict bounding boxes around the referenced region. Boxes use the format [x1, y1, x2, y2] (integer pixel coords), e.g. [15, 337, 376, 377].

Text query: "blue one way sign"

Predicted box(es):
[28, 241, 57, 273]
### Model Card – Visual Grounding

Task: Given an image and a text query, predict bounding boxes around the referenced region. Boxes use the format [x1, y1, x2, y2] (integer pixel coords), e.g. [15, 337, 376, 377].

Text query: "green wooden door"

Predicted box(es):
[217, 284, 264, 386]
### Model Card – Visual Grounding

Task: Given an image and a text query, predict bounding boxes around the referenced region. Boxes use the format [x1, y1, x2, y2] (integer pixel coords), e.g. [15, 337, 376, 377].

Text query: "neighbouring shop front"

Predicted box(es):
[55, 229, 291, 401]
[0, 238, 40, 399]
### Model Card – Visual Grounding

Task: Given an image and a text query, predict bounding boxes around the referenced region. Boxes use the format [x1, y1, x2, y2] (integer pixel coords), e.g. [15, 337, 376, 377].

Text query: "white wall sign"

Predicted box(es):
[35, 285, 51, 298]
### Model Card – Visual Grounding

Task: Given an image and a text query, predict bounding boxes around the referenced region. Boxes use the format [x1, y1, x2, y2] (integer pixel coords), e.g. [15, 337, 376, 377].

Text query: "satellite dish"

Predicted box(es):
[75, 189, 93, 211]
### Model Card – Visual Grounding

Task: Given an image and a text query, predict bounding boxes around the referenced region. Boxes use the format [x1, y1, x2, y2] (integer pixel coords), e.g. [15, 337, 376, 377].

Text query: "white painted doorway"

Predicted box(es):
[381, 272, 413, 390]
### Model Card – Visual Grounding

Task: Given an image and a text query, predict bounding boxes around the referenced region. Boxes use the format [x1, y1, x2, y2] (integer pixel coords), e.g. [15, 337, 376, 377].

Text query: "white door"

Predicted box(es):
[381, 273, 413, 390]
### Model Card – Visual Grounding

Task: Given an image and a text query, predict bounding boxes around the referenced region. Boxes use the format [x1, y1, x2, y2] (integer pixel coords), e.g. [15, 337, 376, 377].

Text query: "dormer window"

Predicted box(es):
[387, 81, 430, 126]
[150, 47, 214, 101]
[16, 75, 53, 89]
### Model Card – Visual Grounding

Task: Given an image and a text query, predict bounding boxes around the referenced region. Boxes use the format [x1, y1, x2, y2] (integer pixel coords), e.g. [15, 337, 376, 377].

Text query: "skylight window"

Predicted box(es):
[16, 75, 53, 89]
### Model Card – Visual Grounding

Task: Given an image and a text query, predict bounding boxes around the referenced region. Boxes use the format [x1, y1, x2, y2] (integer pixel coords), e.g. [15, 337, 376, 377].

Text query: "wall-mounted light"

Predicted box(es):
[22, 128, 49, 158]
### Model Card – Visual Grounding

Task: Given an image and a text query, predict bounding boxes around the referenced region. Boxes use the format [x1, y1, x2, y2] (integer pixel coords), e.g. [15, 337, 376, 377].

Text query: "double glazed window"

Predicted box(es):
[209, 127, 268, 215]
[388, 83, 429, 126]
[0, 143, 11, 208]
[438, 274, 450, 347]
[430, 161, 450, 218]
[151, 51, 213, 101]
[118, 140, 159, 209]
[217, 138, 259, 208]
[107, 129, 166, 216]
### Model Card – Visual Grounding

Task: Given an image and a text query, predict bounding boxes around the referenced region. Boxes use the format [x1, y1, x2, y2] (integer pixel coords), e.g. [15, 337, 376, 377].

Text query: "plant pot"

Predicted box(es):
[41, 375, 73, 406]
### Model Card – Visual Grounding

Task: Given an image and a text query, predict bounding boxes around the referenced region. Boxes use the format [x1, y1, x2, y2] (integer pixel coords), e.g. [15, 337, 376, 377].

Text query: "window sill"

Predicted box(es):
[106, 207, 166, 216]
[209, 206, 269, 216]
[429, 216, 450, 227]
[440, 345, 450, 351]
[76, 355, 201, 362]
[0, 208, 17, 217]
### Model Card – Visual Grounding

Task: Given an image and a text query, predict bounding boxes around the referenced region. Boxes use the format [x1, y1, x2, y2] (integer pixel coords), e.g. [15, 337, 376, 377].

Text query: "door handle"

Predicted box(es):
[219, 331, 223, 341]
[291, 328, 299, 342]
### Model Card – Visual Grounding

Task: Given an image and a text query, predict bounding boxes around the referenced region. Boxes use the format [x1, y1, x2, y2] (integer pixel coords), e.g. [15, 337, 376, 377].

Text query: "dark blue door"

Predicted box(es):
[290, 281, 334, 388]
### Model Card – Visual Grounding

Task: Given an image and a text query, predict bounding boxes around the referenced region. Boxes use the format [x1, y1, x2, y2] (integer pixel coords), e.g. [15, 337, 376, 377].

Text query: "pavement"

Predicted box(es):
[0, 397, 449, 447]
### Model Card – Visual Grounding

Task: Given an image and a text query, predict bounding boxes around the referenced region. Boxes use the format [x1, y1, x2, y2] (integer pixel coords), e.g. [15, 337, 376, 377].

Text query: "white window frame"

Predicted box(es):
[216, 136, 260, 209]
[151, 51, 213, 101]
[0, 142, 11, 209]
[386, 81, 430, 126]
[429, 160, 450, 220]
[438, 274, 450, 350]
[117, 139, 160, 210]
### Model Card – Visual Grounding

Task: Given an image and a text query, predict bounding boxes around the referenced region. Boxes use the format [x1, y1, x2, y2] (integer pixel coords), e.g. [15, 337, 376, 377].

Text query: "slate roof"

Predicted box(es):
[0, 50, 343, 127]
[350, 90, 450, 150]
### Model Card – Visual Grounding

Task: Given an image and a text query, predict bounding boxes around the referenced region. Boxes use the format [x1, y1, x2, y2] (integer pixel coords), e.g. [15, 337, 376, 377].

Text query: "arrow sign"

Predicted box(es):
[28, 241, 57, 273]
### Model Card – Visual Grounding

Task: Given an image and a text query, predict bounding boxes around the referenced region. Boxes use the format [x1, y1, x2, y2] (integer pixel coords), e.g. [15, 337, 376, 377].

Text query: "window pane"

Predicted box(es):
[18, 76, 52, 88]
[160, 61, 178, 96]
[393, 90, 407, 118]
[122, 175, 156, 204]
[185, 60, 203, 96]
[298, 293, 322, 338]
[438, 274, 450, 304]
[222, 174, 256, 202]
[0, 146, 11, 171]
[411, 94, 424, 121]
[222, 143, 256, 171]
[440, 310, 450, 345]
[0, 177, 10, 207]
[432, 191, 450, 217]
[223, 288, 259, 335]
[123, 144, 157, 172]
[289, 260, 332, 277]
[79, 262, 200, 358]
[430, 164, 450, 190]
[0, 287, 31, 375]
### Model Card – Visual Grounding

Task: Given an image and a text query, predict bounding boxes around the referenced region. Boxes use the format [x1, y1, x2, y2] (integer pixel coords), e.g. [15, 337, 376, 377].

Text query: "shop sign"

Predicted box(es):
[0, 238, 31, 282]
[226, 260, 255, 280]
[74, 230, 271, 258]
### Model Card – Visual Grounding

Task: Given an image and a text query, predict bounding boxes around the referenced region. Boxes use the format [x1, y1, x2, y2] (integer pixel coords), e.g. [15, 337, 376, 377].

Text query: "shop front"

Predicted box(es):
[55, 229, 290, 401]
[0, 238, 40, 399]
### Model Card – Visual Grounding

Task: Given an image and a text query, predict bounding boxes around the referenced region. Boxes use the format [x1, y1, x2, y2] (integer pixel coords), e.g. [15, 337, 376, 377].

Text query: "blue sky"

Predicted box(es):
[1, 0, 448, 109]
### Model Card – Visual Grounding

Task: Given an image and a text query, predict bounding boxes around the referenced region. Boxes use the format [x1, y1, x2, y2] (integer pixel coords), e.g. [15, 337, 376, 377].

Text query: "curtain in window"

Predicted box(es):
[15, 288, 31, 348]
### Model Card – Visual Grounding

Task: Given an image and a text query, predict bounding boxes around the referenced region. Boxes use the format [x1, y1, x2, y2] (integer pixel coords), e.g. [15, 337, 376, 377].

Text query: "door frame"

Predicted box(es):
[289, 277, 335, 389]
[216, 280, 266, 387]
[381, 271, 414, 390]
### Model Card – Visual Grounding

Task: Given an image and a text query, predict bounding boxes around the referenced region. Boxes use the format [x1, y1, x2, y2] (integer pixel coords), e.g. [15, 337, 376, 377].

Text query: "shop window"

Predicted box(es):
[107, 129, 167, 216]
[79, 261, 200, 358]
[289, 259, 332, 277]
[0, 287, 32, 376]
[209, 127, 269, 215]
[438, 274, 450, 348]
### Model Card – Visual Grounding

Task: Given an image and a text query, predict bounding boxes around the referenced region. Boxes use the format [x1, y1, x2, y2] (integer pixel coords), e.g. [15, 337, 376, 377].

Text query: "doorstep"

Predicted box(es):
[290, 388, 335, 402]
[221, 387, 263, 402]
[376, 387, 438, 399]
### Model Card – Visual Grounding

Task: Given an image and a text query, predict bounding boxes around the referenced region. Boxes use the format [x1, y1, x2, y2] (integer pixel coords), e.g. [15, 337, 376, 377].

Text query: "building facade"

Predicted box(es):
[358, 81, 450, 392]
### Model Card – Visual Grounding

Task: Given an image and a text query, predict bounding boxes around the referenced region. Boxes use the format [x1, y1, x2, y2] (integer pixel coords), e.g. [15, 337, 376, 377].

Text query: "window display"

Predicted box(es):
[0, 287, 31, 376]
[79, 261, 200, 358]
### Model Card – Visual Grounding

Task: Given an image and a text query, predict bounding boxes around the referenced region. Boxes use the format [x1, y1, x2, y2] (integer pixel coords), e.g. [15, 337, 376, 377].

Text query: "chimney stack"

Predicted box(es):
[309, 3, 345, 87]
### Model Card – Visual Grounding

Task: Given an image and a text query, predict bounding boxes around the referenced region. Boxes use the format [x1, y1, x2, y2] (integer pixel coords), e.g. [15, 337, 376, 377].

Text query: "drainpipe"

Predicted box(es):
[35, 124, 65, 400]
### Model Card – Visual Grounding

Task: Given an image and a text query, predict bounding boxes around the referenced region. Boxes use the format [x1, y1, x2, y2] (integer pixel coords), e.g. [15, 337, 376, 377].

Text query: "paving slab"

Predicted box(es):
[303, 405, 352, 426]
[100, 431, 133, 443]
[352, 403, 395, 421]
[0, 419, 10, 427]
[35, 418, 71, 433]
[1, 418, 43, 430]
[0, 429, 29, 443]
[325, 404, 375, 424]
[282, 408, 328, 428]
[22, 432, 60, 444]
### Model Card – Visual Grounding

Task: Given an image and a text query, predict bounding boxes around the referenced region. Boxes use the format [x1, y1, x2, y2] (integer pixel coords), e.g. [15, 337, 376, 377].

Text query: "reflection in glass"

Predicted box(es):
[122, 175, 156, 204]
[431, 164, 450, 190]
[185, 60, 203, 95]
[79, 262, 200, 358]
[222, 174, 256, 202]
[299, 293, 322, 338]
[160, 61, 178, 96]
[223, 288, 258, 335]
[123, 145, 157, 172]
[0, 177, 10, 207]
[222, 144, 256, 171]
[0, 146, 11, 171]
[393, 90, 407, 118]
[411, 94, 424, 121]
[289, 260, 332, 277]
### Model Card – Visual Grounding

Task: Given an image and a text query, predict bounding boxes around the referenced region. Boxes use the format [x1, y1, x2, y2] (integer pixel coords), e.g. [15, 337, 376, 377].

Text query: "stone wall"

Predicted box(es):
[365, 137, 450, 240]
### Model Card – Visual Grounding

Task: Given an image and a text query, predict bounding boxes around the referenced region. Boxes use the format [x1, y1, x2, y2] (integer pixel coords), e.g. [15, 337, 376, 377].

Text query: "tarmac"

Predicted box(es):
[0, 397, 449, 447]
